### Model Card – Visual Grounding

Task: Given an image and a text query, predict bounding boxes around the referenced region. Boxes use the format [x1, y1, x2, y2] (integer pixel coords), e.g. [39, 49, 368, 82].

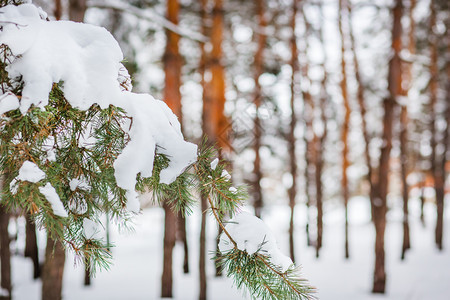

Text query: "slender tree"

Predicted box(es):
[252, 0, 267, 219]
[372, 0, 403, 293]
[0, 206, 11, 300]
[338, 0, 351, 259]
[24, 214, 40, 278]
[42, 236, 65, 300]
[161, 0, 183, 296]
[287, 0, 299, 262]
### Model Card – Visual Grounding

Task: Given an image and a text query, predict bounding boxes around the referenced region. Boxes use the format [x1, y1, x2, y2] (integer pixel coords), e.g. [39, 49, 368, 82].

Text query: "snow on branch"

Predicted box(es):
[88, 0, 208, 43]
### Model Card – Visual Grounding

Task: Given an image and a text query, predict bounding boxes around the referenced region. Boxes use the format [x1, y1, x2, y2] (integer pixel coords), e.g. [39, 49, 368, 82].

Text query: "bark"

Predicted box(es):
[252, 0, 267, 219]
[42, 236, 65, 300]
[428, 0, 444, 251]
[68, 0, 87, 22]
[178, 214, 189, 274]
[0, 206, 11, 300]
[400, 106, 410, 260]
[288, 0, 299, 263]
[372, 0, 403, 293]
[338, 0, 351, 259]
[161, 202, 176, 298]
[199, 0, 209, 297]
[400, 0, 416, 260]
[84, 258, 91, 286]
[24, 213, 40, 279]
[54, 0, 62, 20]
[199, 196, 207, 300]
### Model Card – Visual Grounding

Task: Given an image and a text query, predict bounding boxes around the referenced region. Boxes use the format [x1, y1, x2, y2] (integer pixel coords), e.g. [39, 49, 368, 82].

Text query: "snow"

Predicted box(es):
[221, 170, 231, 181]
[229, 187, 237, 194]
[210, 158, 219, 170]
[218, 211, 293, 273]
[83, 218, 101, 240]
[0, 92, 20, 115]
[69, 178, 90, 192]
[16, 161, 45, 183]
[7, 196, 450, 299]
[0, 4, 197, 212]
[38, 183, 68, 218]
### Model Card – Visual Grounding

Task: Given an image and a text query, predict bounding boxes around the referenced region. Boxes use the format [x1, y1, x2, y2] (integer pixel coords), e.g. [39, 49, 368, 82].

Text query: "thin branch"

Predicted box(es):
[87, 0, 208, 43]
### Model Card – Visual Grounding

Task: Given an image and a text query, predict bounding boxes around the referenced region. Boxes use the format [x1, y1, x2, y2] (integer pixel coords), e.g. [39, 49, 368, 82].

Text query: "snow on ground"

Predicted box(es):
[9, 196, 450, 300]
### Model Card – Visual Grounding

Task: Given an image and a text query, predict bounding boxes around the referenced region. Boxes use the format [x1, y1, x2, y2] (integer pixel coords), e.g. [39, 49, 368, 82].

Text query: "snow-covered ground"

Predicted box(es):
[9, 196, 450, 300]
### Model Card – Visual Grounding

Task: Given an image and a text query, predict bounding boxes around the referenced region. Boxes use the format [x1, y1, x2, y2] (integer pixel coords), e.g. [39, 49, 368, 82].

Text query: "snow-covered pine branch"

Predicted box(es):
[0, 3, 314, 299]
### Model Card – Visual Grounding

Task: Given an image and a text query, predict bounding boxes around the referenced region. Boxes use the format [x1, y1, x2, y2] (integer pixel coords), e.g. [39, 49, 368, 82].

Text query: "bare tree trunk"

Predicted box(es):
[287, 0, 299, 263]
[178, 214, 189, 274]
[372, 0, 403, 293]
[54, 0, 62, 20]
[338, 0, 351, 260]
[24, 213, 40, 279]
[68, 0, 86, 22]
[84, 257, 91, 286]
[400, 106, 410, 260]
[42, 236, 65, 300]
[252, 0, 267, 219]
[429, 0, 445, 251]
[161, 202, 176, 298]
[0, 206, 11, 300]
[199, 0, 209, 296]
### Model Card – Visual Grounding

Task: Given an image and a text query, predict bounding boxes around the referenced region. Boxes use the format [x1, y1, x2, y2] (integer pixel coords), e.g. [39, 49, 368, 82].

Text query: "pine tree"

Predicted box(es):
[0, 2, 314, 300]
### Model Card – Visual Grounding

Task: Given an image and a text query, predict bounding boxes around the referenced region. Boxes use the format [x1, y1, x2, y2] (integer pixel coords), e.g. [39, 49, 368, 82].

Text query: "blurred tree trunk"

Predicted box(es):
[252, 0, 267, 219]
[428, 0, 445, 251]
[399, 106, 410, 260]
[161, 0, 183, 296]
[287, 0, 299, 262]
[68, 0, 86, 22]
[24, 213, 40, 278]
[210, 0, 228, 277]
[400, 0, 416, 260]
[42, 236, 65, 300]
[0, 206, 11, 300]
[372, 0, 403, 293]
[54, 0, 62, 20]
[315, 0, 329, 256]
[338, 0, 351, 259]
[199, 0, 209, 297]
[161, 202, 176, 298]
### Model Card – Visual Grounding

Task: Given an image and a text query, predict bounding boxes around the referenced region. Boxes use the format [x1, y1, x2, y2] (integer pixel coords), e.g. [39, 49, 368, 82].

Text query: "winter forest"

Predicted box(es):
[0, 0, 448, 299]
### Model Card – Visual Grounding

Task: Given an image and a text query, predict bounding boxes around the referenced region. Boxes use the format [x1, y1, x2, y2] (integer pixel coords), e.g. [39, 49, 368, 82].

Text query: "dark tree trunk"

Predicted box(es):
[372, 0, 403, 293]
[84, 257, 91, 286]
[287, 0, 299, 263]
[68, 0, 87, 22]
[400, 106, 410, 260]
[199, 196, 207, 300]
[252, 0, 267, 219]
[0, 206, 11, 300]
[177, 214, 189, 273]
[161, 202, 176, 298]
[42, 236, 65, 300]
[338, 0, 351, 260]
[24, 213, 40, 279]
[54, 0, 62, 20]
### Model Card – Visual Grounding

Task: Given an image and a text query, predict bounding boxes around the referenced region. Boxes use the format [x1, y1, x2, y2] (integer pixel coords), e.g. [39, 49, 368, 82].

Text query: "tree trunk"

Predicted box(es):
[199, 0, 210, 296]
[178, 214, 189, 274]
[338, 0, 351, 260]
[372, 0, 403, 293]
[287, 0, 299, 263]
[24, 213, 40, 279]
[428, 0, 444, 251]
[199, 196, 207, 300]
[161, 202, 176, 298]
[400, 106, 410, 260]
[252, 0, 267, 219]
[42, 236, 65, 300]
[84, 257, 91, 286]
[54, 0, 62, 20]
[68, 0, 87, 22]
[0, 206, 11, 300]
